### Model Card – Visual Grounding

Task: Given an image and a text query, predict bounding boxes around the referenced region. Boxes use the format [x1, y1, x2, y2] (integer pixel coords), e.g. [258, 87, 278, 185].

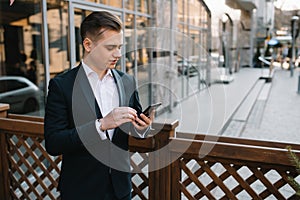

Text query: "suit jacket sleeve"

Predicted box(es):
[128, 76, 150, 138]
[44, 78, 84, 156]
[45, 75, 102, 156]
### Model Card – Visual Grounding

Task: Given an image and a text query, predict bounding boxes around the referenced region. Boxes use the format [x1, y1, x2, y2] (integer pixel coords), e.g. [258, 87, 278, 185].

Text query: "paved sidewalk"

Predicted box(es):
[241, 68, 300, 144]
[156, 67, 269, 135]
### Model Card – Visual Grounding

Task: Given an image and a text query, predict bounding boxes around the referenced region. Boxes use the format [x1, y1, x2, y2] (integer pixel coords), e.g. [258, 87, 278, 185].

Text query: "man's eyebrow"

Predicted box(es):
[104, 43, 124, 47]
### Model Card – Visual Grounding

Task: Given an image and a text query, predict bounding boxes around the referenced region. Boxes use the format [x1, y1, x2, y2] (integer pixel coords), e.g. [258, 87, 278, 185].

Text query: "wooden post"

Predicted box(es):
[148, 119, 179, 200]
[0, 103, 9, 118]
[0, 104, 10, 200]
[171, 159, 181, 200]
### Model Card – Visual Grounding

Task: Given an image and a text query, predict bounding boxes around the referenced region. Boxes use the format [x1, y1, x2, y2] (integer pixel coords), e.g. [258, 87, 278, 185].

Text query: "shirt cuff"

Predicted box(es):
[95, 119, 108, 140]
[134, 126, 150, 138]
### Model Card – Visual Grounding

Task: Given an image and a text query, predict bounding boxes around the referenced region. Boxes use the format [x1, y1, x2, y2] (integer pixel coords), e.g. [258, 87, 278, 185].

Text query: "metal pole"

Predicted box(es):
[41, 0, 50, 95]
[290, 16, 300, 94]
[222, 20, 227, 76]
[290, 19, 295, 77]
[298, 75, 300, 94]
[290, 16, 299, 77]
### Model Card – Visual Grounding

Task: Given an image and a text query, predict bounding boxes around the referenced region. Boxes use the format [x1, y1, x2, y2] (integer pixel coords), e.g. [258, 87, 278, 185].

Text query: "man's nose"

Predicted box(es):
[113, 48, 122, 58]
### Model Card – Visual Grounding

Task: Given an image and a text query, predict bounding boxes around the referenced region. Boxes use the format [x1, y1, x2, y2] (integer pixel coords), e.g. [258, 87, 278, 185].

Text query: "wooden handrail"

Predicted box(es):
[8, 113, 44, 122]
[176, 131, 300, 150]
[169, 137, 300, 167]
[0, 117, 44, 136]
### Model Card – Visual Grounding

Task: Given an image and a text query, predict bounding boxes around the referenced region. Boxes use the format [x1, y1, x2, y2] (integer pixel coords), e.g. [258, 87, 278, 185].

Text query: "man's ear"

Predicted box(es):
[83, 38, 92, 53]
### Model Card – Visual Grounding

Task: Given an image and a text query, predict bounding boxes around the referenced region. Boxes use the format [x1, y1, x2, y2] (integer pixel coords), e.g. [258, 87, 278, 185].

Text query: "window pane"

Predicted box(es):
[178, 0, 183, 23]
[7, 80, 27, 91]
[125, 0, 135, 11]
[0, 81, 5, 93]
[83, 0, 122, 8]
[200, 5, 208, 28]
[136, 16, 150, 106]
[101, 0, 122, 8]
[48, 1, 70, 77]
[184, 0, 188, 23]
[188, 0, 201, 26]
[73, 9, 92, 67]
[125, 14, 135, 76]
[137, 0, 149, 13]
[0, 0, 45, 115]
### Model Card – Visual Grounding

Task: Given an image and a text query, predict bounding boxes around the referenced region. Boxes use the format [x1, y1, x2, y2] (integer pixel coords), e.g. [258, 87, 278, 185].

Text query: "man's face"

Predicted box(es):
[84, 29, 123, 71]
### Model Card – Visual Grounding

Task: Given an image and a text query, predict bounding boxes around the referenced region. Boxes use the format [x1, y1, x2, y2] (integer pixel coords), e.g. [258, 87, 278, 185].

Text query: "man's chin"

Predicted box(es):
[108, 64, 116, 69]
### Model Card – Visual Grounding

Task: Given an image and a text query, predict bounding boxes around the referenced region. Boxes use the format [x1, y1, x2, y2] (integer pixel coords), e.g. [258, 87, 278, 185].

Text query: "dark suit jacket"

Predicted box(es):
[44, 64, 143, 199]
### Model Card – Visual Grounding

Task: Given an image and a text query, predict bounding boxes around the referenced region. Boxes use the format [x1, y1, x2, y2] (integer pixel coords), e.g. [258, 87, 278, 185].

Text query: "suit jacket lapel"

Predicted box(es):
[76, 68, 127, 141]
[111, 69, 126, 107]
[76, 65, 97, 117]
[111, 69, 127, 141]
[76, 68, 125, 119]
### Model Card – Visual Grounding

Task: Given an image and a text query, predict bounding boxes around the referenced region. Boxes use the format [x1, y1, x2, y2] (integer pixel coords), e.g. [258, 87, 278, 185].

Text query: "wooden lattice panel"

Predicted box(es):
[2, 115, 299, 200]
[3, 131, 152, 200]
[5, 133, 61, 200]
[131, 152, 150, 200]
[176, 158, 299, 200]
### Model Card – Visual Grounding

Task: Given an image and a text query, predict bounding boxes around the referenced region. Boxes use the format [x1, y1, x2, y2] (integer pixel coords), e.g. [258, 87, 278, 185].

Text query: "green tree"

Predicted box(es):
[286, 146, 300, 196]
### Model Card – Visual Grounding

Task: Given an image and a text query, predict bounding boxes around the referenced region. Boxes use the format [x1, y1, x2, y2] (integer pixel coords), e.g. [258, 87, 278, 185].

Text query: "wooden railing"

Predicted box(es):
[0, 103, 300, 199]
[170, 133, 300, 199]
[0, 104, 61, 200]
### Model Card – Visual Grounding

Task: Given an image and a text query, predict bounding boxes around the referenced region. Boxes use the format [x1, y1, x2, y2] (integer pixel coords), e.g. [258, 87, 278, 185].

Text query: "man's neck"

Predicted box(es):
[82, 59, 108, 80]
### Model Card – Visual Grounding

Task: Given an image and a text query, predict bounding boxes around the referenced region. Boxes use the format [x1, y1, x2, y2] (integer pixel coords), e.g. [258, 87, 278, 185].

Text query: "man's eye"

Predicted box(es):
[106, 46, 115, 50]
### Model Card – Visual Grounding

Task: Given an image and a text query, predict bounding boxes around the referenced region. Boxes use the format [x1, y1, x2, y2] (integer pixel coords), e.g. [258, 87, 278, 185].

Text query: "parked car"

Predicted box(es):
[0, 76, 41, 114]
[177, 59, 199, 77]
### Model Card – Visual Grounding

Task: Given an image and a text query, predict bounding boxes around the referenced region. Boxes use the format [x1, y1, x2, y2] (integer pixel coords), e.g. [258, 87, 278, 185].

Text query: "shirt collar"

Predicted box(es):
[81, 60, 113, 79]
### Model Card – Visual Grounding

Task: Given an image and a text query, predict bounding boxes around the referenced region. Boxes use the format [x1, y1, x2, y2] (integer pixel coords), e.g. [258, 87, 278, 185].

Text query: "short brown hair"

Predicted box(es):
[80, 11, 122, 42]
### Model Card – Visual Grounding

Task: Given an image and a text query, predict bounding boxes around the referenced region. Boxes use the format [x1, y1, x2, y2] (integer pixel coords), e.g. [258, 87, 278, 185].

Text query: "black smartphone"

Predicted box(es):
[141, 102, 162, 117]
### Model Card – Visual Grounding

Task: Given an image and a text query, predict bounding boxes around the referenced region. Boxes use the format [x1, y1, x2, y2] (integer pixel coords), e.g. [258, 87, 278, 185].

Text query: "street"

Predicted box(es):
[238, 68, 300, 143]
[157, 66, 300, 144]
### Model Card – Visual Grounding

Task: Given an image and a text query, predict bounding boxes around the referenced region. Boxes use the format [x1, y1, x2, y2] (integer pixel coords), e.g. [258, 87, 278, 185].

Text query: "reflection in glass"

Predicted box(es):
[175, 0, 210, 100]
[176, 24, 186, 99]
[136, 16, 149, 68]
[136, 16, 150, 107]
[178, 0, 184, 23]
[102, 0, 122, 8]
[85, 0, 122, 8]
[125, 0, 134, 11]
[73, 9, 92, 68]
[184, 0, 188, 23]
[200, 5, 208, 28]
[137, 0, 149, 13]
[125, 14, 135, 76]
[0, 0, 45, 116]
[188, 0, 201, 26]
[48, 2, 70, 78]
[0, 0, 200, 116]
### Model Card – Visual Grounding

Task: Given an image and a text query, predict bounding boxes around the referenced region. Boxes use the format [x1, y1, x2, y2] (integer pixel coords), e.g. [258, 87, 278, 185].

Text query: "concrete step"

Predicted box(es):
[257, 82, 272, 101]
[232, 79, 265, 122]
[221, 78, 269, 137]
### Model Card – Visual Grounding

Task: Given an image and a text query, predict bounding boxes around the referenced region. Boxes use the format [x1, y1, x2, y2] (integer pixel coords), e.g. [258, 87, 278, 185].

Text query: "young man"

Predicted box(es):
[44, 11, 153, 200]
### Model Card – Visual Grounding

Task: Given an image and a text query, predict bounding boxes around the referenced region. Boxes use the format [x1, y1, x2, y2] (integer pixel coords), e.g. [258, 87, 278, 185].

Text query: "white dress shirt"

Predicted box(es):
[82, 61, 119, 140]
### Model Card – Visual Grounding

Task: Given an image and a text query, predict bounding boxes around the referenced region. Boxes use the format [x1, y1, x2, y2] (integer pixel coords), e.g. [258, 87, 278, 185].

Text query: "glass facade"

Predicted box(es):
[0, 0, 46, 116]
[0, 0, 211, 116]
[176, 0, 210, 99]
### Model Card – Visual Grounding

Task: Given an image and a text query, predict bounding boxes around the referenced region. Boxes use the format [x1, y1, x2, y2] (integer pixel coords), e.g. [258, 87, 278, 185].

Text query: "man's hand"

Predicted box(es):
[132, 110, 155, 131]
[100, 107, 137, 130]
